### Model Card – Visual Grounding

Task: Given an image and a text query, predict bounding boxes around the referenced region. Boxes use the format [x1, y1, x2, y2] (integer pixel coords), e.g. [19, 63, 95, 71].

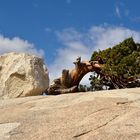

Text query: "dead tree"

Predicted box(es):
[47, 57, 103, 95]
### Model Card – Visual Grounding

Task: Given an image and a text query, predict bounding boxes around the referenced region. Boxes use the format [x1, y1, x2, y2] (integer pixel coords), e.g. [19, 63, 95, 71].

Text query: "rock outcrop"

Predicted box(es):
[0, 88, 140, 140]
[0, 52, 49, 99]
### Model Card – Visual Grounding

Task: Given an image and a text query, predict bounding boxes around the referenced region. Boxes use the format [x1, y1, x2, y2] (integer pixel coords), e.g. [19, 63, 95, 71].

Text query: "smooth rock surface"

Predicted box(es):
[0, 88, 140, 140]
[0, 52, 49, 99]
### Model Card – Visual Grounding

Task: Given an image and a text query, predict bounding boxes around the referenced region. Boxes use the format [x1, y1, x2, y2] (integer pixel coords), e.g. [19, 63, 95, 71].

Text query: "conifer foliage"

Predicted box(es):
[90, 38, 140, 90]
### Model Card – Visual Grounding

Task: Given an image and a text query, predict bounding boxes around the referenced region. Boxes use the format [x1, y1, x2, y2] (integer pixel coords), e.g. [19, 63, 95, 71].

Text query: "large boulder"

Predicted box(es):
[0, 52, 49, 99]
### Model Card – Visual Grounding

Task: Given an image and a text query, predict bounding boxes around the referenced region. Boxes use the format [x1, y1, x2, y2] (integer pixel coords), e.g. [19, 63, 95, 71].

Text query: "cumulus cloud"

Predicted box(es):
[49, 26, 140, 85]
[0, 34, 44, 57]
[89, 26, 140, 50]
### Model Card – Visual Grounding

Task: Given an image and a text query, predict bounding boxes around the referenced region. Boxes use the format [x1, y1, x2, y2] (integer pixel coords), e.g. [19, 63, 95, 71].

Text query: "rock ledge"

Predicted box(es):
[0, 88, 140, 140]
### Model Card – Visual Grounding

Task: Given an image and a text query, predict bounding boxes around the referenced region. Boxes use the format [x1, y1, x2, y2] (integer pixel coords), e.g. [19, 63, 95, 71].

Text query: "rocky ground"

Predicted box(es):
[0, 88, 140, 140]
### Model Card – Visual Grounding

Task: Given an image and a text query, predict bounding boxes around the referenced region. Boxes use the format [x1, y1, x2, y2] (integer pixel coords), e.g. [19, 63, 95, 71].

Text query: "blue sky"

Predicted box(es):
[1, 0, 140, 83]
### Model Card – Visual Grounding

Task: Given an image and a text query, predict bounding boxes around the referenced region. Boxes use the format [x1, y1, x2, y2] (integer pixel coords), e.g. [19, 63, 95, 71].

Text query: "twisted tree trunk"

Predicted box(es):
[47, 57, 103, 95]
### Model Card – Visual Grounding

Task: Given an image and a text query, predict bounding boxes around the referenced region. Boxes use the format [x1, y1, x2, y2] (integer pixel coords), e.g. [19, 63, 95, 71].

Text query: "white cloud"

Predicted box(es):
[49, 28, 91, 83]
[49, 26, 140, 85]
[115, 6, 121, 17]
[89, 26, 140, 50]
[0, 34, 44, 57]
[115, 2, 130, 18]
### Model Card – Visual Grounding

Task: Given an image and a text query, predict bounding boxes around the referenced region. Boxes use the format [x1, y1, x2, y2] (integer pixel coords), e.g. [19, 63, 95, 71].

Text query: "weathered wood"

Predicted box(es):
[47, 57, 103, 95]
